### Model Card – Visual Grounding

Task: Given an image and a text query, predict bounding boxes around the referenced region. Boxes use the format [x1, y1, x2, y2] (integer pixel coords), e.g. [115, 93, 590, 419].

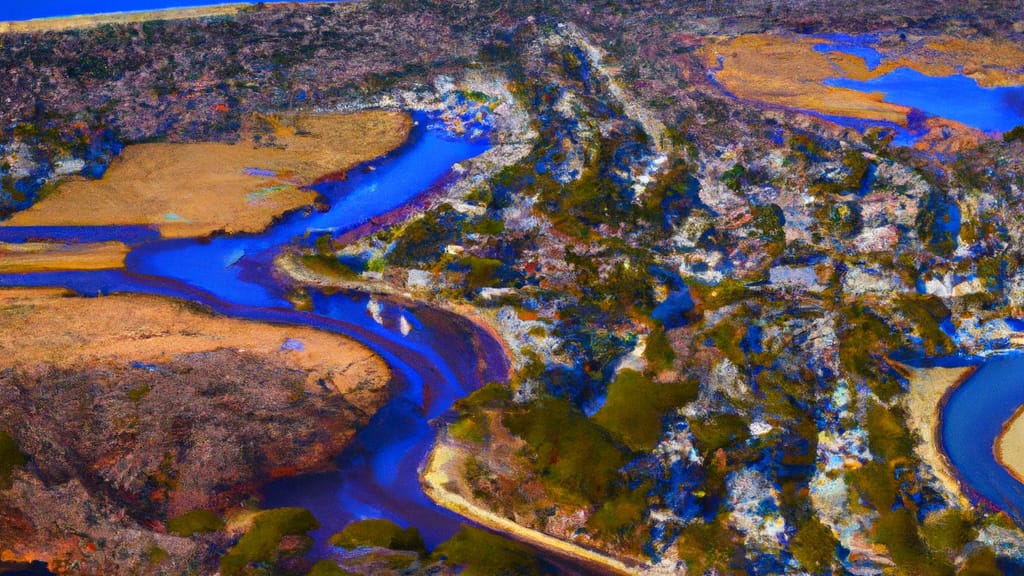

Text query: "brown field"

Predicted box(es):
[702, 33, 1024, 127]
[0, 241, 128, 272]
[0, 287, 389, 398]
[4, 111, 412, 238]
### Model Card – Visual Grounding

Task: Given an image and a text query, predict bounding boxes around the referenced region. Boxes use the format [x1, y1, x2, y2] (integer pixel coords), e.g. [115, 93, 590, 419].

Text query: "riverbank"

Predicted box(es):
[4, 111, 412, 238]
[900, 362, 978, 503]
[0, 287, 388, 396]
[421, 437, 638, 576]
[0, 4, 248, 34]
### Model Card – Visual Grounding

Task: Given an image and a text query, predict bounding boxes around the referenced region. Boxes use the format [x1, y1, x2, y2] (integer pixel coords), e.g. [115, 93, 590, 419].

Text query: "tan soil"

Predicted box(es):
[0, 287, 389, 400]
[3, 111, 412, 238]
[0, 241, 128, 272]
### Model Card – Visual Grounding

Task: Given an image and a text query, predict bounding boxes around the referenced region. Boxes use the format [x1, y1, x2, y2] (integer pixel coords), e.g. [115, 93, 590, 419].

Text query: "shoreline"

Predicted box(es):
[420, 439, 639, 576]
[995, 404, 1024, 485]
[898, 361, 978, 505]
[0, 4, 252, 34]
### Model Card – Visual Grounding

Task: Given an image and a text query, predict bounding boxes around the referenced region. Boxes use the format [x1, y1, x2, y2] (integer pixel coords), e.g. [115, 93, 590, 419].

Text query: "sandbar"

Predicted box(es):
[0, 287, 389, 400]
[899, 362, 977, 503]
[421, 438, 638, 576]
[0, 241, 128, 272]
[0, 4, 249, 34]
[4, 111, 412, 238]
[996, 405, 1024, 484]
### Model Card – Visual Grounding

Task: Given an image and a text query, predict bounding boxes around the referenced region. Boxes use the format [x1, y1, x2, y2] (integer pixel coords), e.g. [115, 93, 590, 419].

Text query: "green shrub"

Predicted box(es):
[676, 516, 743, 575]
[1003, 125, 1024, 143]
[219, 508, 319, 576]
[875, 509, 953, 576]
[167, 509, 224, 537]
[329, 519, 425, 555]
[593, 369, 697, 451]
[307, 560, 353, 576]
[432, 525, 549, 575]
[866, 402, 915, 464]
[126, 384, 152, 402]
[0, 430, 27, 489]
[958, 547, 1002, 576]
[848, 461, 897, 512]
[503, 397, 628, 505]
[462, 257, 504, 291]
[922, 509, 976, 557]
[838, 305, 902, 401]
[644, 325, 676, 373]
[587, 481, 650, 544]
[689, 413, 750, 455]
[789, 516, 838, 573]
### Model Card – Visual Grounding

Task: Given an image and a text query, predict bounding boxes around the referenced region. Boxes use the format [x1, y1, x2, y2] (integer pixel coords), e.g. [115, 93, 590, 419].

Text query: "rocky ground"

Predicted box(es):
[0, 290, 391, 574]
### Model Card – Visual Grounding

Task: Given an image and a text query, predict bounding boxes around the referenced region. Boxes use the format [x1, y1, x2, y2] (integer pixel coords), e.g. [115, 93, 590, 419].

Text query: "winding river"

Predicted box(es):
[940, 354, 1024, 521]
[0, 112, 530, 559]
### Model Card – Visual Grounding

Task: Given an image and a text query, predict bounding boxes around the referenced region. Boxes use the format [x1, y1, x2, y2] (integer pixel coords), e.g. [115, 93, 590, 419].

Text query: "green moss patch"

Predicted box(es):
[329, 519, 426, 555]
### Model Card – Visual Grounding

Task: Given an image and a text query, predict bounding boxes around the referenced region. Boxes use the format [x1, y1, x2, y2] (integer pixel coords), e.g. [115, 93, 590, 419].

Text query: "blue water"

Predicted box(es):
[131, 115, 484, 309]
[826, 67, 1024, 134]
[0, 112, 500, 553]
[941, 353, 1024, 520]
[0, 0, 339, 21]
[813, 34, 883, 70]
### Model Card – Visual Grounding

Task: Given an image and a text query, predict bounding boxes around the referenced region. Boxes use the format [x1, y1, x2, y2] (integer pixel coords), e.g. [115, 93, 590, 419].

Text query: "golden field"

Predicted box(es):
[3, 111, 412, 238]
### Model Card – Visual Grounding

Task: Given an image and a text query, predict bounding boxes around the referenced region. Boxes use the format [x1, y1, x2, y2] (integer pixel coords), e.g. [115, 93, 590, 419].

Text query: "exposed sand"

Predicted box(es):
[0, 287, 389, 399]
[996, 406, 1024, 484]
[899, 363, 977, 504]
[702, 33, 1024, 127]
[421, 439, 638, 576]
[0, 241, 128, 272]
[701, 34, 912, 125]
[4, 111, 412, 238]
[0, 4, 248, 34]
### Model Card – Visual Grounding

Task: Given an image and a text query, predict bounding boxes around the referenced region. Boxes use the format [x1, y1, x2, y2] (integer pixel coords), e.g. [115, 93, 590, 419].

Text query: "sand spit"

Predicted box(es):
[899, 363, 978, 503]
[0, 4, 249, 34]
[422, 439, 639, 576]
[4, 111, 412, 238]
[0, 287, 389, 399]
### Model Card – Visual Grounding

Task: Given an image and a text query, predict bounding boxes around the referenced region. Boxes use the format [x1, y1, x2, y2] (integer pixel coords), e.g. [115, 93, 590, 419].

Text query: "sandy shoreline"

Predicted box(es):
[995, 405, 1024, 484]
[899, 362, 978, 504]
[421, 439, 639, 576]
[0, 4, 251, 34]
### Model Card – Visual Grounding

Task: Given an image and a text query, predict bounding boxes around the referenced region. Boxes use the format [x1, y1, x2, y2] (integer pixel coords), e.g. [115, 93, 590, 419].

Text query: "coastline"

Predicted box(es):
[0, 4, 251, 34]
[995, 404, 1024, 485]
[421, 438, 639, 576]
[898, 361, 978, 505]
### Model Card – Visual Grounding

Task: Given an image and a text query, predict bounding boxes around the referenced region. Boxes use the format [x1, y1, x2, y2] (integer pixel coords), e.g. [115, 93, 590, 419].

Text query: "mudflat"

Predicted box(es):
[4, 111, 413, 238]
